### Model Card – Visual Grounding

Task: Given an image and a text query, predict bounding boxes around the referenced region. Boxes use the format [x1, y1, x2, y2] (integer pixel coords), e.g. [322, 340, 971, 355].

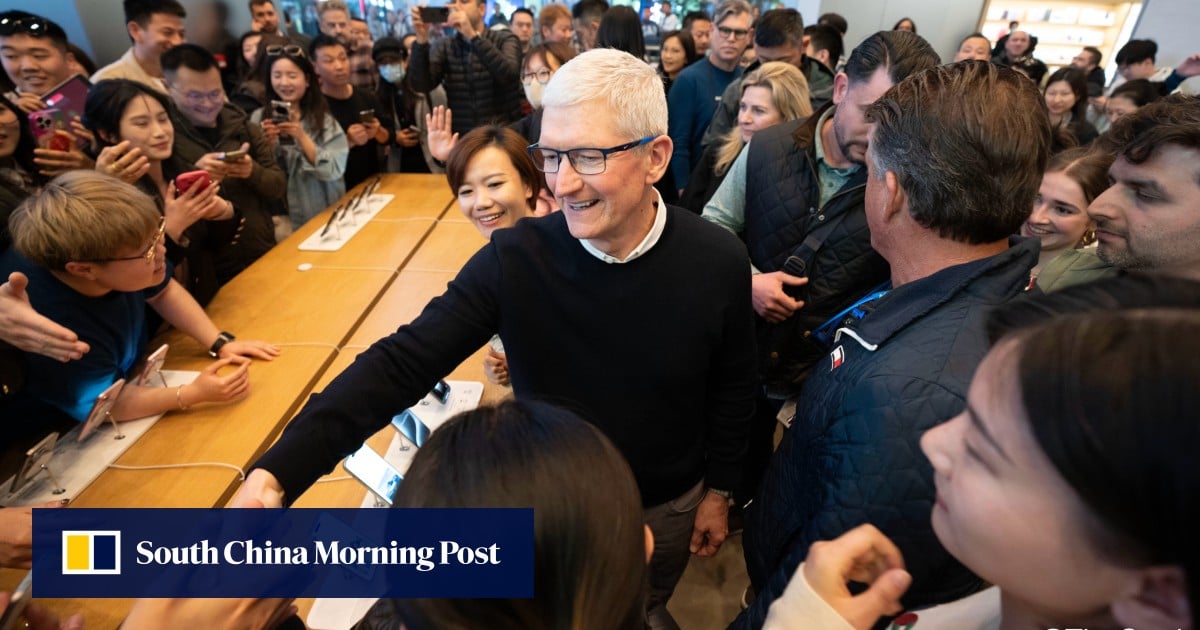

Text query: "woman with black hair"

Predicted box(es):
[597, 6, 646, 61]
[229, 33, 291, 115]
[84, 79, 234, 304]
[657, 29, 698, 95]
[249, 47, 348, 230]
[369, 400, 649, 630]
[892, 17, 915, 33]
[0, 96, 45, 252]
[1103, 78, 1161, 127]
[1044, 66, 1098, 147]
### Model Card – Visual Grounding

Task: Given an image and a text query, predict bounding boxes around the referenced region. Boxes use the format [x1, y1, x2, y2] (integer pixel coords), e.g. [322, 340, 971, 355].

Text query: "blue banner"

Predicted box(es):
[33, 508, 533, 598]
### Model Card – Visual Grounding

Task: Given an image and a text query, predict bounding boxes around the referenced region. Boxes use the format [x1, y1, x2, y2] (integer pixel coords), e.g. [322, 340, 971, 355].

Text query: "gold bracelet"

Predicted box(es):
[176, 384, 191, 410]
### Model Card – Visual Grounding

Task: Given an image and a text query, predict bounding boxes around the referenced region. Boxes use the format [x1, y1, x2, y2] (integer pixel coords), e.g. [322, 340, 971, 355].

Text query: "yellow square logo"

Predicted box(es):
[61, 531, 121, 575]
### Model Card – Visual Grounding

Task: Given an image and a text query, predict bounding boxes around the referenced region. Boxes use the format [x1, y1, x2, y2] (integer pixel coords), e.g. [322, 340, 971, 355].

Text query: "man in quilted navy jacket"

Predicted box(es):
[737, 60, 1052, 628]
[703, 31, 940, 506]
[408, 0, 523, 134]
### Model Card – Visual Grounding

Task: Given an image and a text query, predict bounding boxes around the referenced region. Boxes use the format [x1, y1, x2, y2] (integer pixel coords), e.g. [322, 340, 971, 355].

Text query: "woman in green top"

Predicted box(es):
[1019, 146, 1115, 292]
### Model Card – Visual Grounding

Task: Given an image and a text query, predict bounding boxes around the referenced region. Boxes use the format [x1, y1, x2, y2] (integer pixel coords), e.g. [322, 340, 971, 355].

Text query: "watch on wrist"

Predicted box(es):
[209, 331, 235, 358]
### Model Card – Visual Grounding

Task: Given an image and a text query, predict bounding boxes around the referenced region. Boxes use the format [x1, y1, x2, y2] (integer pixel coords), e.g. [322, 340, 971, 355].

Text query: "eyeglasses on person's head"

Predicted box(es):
[0, 15, 52, 37]
[266, 44, 305, 58]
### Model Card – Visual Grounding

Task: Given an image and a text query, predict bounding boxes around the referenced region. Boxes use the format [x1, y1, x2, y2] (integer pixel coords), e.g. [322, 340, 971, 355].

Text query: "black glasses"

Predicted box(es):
[521, 68, 552, 85]
[81, 219, 165, 264]
[527, 136, 656, 175]
[266, 44, 305, 58]
[0, 16, 53, 37]
[716, 26, 749, 40]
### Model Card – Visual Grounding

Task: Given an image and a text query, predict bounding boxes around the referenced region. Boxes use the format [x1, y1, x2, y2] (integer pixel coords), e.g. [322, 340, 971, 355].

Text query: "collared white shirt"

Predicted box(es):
[579, 189, 668, 264]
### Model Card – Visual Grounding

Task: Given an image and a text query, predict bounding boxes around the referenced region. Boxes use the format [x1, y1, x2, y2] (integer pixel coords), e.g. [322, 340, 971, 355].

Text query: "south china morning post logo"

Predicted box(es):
[61, 530, 121, 575]
[34, 508, 533, 598]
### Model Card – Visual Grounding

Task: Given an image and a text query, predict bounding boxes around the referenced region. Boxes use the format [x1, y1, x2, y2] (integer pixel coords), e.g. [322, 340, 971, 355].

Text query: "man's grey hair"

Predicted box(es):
[714, 0, 752, 26]
[542, 48, 667, 138]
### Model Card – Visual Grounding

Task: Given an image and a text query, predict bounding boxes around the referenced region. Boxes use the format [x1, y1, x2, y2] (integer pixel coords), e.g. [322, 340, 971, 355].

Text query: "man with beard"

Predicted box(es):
[701, 30, 940, 511]
[1089, 94, 1200, 281]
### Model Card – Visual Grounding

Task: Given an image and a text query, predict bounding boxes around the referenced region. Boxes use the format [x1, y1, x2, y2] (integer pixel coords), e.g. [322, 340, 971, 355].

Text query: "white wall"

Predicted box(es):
[794, 0, 822, 27]
[1129, 0, 1200, 92]
[811, 0, 986, 63]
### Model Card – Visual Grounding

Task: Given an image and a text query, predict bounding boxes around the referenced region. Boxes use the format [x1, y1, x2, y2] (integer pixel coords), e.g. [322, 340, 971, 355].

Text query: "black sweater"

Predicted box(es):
[254, 207, 758, 505]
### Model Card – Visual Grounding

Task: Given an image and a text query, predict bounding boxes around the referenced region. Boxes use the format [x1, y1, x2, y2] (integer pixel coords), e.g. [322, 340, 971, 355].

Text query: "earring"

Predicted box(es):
[1078, 226, 1097, 247]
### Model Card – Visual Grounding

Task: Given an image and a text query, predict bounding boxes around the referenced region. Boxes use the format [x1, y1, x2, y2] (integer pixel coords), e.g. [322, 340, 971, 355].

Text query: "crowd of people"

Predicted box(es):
[1, 0, 1200, 628]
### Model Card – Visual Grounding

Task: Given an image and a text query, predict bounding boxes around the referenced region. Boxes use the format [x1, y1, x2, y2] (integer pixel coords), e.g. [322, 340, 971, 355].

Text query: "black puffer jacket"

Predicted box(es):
[409, 29, 523, 135]
[735, 237, 1039, 629]
[743, 106, 890, 394]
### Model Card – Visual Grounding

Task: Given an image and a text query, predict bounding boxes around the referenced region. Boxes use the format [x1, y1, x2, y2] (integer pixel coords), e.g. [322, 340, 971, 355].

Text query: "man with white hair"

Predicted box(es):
[234, 48, 756, 629]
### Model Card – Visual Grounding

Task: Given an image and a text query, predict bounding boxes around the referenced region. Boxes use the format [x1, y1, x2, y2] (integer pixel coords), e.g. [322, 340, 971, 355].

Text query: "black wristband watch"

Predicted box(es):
[209, 331, 235, 358]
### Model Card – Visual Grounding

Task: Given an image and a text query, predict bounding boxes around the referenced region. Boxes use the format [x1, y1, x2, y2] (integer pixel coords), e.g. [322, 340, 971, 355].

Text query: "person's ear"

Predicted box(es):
[63, 261, 99, 280]
[127, 21, 142, 45]
[644, 134, 672, 185]
[880, 169, 906, 224]
[816, 50, 831, 68]
[643, 524, 655, 565]
[1111, 565, 1192, 630]
[832, 72, 849, 106]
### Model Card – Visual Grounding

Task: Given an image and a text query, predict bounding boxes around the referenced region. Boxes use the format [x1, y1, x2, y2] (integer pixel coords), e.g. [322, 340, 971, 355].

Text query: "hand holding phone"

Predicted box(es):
[28, 109, 70, 150]
[418, 6, 450, 23]
[270, 100, 292, 123]
[175, 170, 212, 195]
[270, 100, 295, 145]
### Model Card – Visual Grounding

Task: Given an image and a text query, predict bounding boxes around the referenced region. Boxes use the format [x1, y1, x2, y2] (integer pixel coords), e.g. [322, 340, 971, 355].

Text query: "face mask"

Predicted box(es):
[523, 80, 544, 109]
[380, 64, 406, 84]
